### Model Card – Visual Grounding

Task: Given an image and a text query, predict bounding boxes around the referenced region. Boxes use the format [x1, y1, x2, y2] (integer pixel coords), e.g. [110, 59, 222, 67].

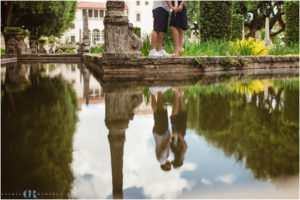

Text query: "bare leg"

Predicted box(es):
[172, 88, 180, 116]
[157, 32, 164, 51]
[171, 26, 180, 56]
[156, 92, 164, 111]
[150, 31, 158, 50]
[177, 28, 184, 55]
[151, 94, 157, 112]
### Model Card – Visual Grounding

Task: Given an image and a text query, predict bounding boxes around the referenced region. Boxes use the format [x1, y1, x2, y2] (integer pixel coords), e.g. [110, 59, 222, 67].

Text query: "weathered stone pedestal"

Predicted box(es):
[30, 39, 38, 54]
[5, 32, 27, 55]
[103, 1, 142, 58]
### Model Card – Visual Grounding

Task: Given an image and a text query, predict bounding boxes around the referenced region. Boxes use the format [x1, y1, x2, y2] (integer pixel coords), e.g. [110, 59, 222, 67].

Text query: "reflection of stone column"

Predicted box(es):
[105, 90, 142, 199]
[83, 70, 90, 105]
[80, 9, 90, 53]
[5, 63, 29, 84]
[264, 17, 273, 47]
[78, 64, 91, 104]
[264, 84, 269, 100]
[103, 1, 142, 58]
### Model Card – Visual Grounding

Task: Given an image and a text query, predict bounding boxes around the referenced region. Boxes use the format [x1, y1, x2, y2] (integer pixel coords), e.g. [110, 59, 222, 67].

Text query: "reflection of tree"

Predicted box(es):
[1, 70, 78, 199]
[185, 79, 299, 180]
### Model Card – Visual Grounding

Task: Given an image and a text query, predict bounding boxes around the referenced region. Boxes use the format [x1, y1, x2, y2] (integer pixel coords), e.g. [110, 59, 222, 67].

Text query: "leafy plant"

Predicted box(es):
[1, 48, 5, 55]
[4, 27, 23, 33]
[229, 37, 273, 56]
[141, 34, 151, 56]
[91, 45, 105, 54]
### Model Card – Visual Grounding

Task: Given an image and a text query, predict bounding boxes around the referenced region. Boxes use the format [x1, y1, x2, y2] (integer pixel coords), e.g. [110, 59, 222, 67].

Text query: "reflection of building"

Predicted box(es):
[46, 64, 104, 109]
[60, 1, 154, 45]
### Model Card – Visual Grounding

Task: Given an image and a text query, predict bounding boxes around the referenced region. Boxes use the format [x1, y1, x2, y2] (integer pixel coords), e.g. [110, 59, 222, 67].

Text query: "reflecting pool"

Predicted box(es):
[1, 63, 299, 199]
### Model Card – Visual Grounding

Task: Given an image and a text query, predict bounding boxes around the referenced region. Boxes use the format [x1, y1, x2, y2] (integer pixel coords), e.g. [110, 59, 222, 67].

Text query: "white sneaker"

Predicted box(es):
[149, 49, 162, 57]
[157, 49, 171, 56]
[149, 87, 171, 95]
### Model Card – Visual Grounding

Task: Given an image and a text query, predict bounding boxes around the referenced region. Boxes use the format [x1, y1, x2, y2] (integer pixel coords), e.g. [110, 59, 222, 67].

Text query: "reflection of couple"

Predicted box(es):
[151, 87, 187, 171]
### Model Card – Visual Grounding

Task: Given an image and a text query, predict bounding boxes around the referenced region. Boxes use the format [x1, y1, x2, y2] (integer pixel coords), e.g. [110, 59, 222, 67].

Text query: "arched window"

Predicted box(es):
[92, 29, 100, 45]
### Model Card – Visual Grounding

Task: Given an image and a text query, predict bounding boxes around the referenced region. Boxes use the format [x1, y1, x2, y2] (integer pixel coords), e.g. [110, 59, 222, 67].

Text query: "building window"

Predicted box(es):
[145, 1, 148, 5]
[71, 36, 75, 43]
[88, 29, 91, 40]
[94, 10, 98, 18]
[100, 10, 104, 17]
[92, 29, 100, 45]
[71, 23, 75, 29]
[136, 13, 140, 22]
[88, 9, 93, 17]
[136, 1, 140, 6]
[101, 30, 105, 41]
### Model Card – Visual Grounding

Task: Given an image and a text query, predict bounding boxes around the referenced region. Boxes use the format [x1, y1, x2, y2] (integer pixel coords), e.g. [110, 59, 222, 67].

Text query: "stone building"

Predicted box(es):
[60, 1, 153, 46]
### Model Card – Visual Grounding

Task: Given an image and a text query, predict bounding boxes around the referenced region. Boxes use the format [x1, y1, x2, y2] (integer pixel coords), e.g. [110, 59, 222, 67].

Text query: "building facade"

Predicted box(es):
[60, 1, 154, 46]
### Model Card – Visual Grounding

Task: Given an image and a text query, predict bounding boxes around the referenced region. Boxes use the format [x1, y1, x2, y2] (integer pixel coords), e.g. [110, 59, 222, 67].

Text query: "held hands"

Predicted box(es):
[172, 4, 183, 13]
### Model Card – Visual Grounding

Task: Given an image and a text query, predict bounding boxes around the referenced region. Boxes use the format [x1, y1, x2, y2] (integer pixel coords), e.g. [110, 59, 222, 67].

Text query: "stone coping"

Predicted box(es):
[83, 54, 299, 66]
[0, 56, 18, 64]
[1, 54, 82, 64]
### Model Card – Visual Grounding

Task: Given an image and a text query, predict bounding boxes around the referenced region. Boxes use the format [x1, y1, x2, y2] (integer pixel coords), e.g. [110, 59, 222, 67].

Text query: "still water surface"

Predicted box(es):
[1, 63, 299, 199]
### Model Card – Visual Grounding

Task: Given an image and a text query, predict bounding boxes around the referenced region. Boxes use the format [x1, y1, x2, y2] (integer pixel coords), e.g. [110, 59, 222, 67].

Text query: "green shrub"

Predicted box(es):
[231, 14, 243, 40]
[1, 48, 5, 55]
[91, 45, 105, 54]
[38, 39, 47, 46]
[269, 43, 299, 56]
[200, 1, 232, 40]
[4, 27, 23, 33]
[229, 37, 273, 56]
[182, 39, 230, 56]
[284, 1, 299, 45]
[48, 37, 57, 44]
[134, 27, 141, 38]
[141, 34, 151, 56]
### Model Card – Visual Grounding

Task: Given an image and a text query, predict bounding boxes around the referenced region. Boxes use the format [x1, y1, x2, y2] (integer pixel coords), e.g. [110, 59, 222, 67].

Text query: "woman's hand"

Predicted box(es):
[177, 4, 183, 12]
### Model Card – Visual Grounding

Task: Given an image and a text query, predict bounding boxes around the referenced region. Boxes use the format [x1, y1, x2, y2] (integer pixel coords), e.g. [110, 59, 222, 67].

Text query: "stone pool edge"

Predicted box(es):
[82, 55, 299, 77]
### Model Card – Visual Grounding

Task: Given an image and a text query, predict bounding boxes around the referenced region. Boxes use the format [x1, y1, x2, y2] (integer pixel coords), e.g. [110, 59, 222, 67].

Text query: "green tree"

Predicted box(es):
[232, 1, 285, 38]
[1, 1, 76, 43]
[1, 67, 78, 199]
[200, 1, 232, 40]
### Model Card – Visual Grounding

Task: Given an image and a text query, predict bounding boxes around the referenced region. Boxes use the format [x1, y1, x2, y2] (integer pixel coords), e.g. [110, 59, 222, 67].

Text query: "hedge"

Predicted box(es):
[284, 1, 299, 45]
[231, 14, 243, 40]
[200, 1, 232, 40]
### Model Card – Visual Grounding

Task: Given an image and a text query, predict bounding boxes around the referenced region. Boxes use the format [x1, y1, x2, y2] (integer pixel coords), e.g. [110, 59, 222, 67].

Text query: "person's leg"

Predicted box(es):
[150, 31, 158, 50]
[156, 92, 164, 111]
[172, 88, 180, 116]
[151, 94, 157, 113]
[171, 26, 180, 56]
[156, 32, 164, 51]
[177, 28, 184, 55]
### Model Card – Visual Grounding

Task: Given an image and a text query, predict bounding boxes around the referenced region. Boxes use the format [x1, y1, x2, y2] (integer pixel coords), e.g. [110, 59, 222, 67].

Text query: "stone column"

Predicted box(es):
[264, 17, 273, 47]
[80, 9, 90, 53]
[105, 89, 142, 199]
[103, 1, 142, 58]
